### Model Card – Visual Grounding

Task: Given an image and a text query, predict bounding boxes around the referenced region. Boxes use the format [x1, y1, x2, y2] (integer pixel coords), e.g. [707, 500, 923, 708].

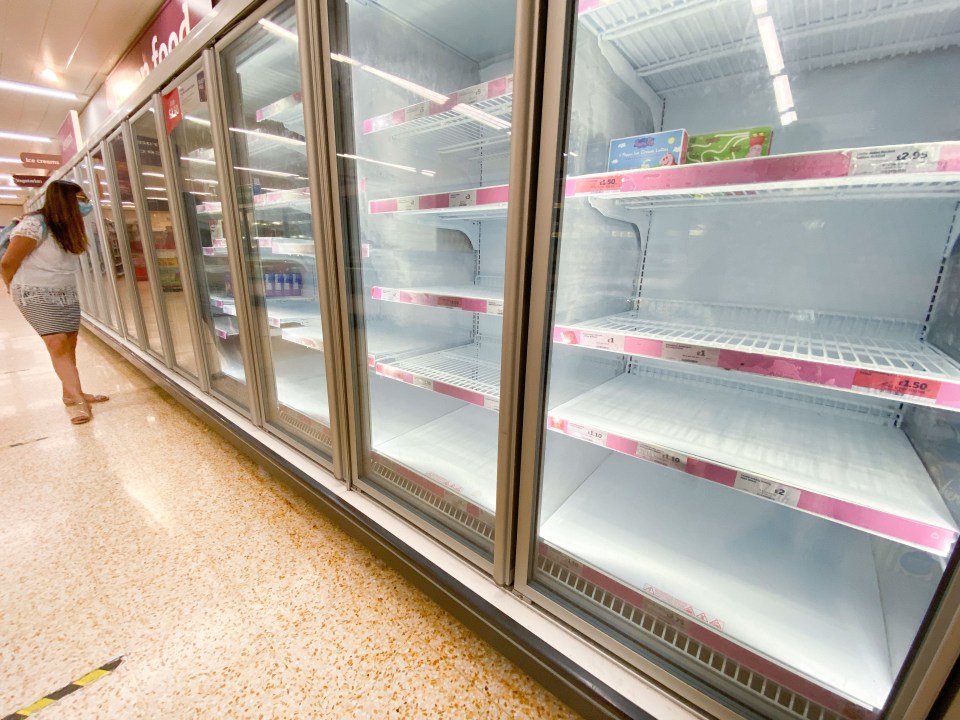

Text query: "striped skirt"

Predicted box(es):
[12, 285, 81, 336]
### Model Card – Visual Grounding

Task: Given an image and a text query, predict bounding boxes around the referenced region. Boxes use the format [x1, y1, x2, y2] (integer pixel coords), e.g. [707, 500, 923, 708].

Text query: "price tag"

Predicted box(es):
[437, 295, 463, 309]
[635, 444, 685, 471]
[396, 197, 417, 212]
[404, 102, 428, 121]
[850, 145, 940, 175]
[662, 343, 720, 367]
[412, 376, 433, 390]
[483, 396, 500, 412]
[485, 299, 504, 315]
[379, 288, 399, 302]
[574, 175, 622, 194]
[567, 422, 608, 446]
[456, 83, 487, 104]
[734, 472, 801, 507]
[580, 330, 624, 352]
[448, 190, 476, 207]
[853, 370, 941, 401]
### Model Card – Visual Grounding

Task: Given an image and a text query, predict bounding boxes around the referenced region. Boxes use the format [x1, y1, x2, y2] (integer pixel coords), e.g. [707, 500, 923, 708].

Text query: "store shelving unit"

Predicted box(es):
[371, 284, 504, 315]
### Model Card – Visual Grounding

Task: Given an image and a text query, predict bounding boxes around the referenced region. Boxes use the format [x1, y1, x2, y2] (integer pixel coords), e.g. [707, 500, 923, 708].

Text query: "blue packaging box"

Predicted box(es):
[608, 130, 688, 171]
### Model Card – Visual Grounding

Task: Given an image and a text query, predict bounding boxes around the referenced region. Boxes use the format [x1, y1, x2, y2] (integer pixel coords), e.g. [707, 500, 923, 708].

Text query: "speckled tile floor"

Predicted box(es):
[0, 293, 581, 720]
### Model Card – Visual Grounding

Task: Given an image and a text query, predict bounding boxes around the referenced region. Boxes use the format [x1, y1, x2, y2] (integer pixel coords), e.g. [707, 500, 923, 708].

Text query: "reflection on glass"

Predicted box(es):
[166, 64, 249, 408]
[534, 2, 960, 718]
[131, 110, 199, 379]
[329, 1, 517, 555]
[220, 1, 331, 453]
[91, 149, 136, 340]
[68, 169, 99, 319]
[75, 164, 117, 329]
[110, 135, 163, 357]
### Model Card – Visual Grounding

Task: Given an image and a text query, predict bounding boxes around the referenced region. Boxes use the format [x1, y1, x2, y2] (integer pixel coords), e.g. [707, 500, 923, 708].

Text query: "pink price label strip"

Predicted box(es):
[372, 287, 503, 315]
[553, 326, 960, 411]
[369, 185, 509, 214]
[375, 363, 498, 411]
[546, 415, 956, 554]
[536, 542, 878, 719]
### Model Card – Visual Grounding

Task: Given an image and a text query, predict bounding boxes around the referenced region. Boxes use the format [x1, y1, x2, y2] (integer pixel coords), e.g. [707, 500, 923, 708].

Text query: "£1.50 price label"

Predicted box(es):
[853, 369, 941, 401]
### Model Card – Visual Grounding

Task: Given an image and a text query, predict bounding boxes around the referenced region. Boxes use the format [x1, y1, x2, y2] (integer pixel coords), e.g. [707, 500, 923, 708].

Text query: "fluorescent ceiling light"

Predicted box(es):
[772, 74, 794, 112]
[751, 0, 768, 15]
[142, 171, 165, 178]
[359, 66, 448, 104]
[0, 130, 52, 143]
[188, 191, 213, 196]
[184, 115, 211, 127]
[780, 110, 798, 126]
[146, 196, 167, 201]
[229, 127, 306, 147]
[0, 78, 77, 101]
[451, 103, 511, 131]
[756, 16, 785, 76]
[233, 165, 300, 178]
[40, 67, 58, 83]
[337, 153, 439, 177]
[93, 164, 105, 170]
[187, 177, 218, 185]
[144, 186, 166, 191]
[259, 18, 298, 43]
[0, 156, 22, 164]
[0, 194, 21, 199]
[180, 156, 216, 166]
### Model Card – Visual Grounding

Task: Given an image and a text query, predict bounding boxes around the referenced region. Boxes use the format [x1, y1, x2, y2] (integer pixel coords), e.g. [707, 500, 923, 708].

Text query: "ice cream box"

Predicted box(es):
[607, 129, 688, 171]
[686, 126, 773, 163]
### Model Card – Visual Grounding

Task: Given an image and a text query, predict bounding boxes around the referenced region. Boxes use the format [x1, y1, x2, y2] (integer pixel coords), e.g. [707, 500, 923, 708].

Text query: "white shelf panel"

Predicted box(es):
[213, 315, 239, 340]
[208, 293, 235, 315]
[362, 75, 513, 155]
[375, 344, 500, 412]
[580, 0, 960, 94]
[369, 184, 509, 219]
[539, 452, 895, 710]
[567, 142, 960, 210]
[273, 350, 330, 425]
[556, 302, 960, 411]
[197, 188, 312, 218]
[371, 284, 504, 316]
[264, 297, 320, 328]
[362, 320, 454, 367]
[280, 324, 324, 352]
[373, 404, 499, 514]
[547, 372, 957, 553]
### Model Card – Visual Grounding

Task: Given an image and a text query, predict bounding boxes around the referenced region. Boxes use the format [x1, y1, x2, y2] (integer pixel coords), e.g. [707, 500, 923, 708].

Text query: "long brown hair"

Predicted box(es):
[39, 180, 87, 255]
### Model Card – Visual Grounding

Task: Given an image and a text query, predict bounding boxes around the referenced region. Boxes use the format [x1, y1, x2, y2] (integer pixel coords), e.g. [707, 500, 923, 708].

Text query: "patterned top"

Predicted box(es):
[11, 214, 80, 289]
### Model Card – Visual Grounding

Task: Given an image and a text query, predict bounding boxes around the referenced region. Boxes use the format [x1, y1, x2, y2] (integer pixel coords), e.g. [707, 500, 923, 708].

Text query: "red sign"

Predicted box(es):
[20, 153, 61, 169]
[104, 0, 213, 110]
[58, 110, 83, 165]
[162, 88, 183, 134]
[12, 174, 49, 188]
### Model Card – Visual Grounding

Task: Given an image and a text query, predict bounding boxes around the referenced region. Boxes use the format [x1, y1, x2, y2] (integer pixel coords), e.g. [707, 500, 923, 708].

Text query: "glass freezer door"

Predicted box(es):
[164, 63, 250, 410]
[75, 160, 118, 330]
[130, 108, 200, 380]
[218, 1, 333, 455]
[527, 2, 960, 719]
[109, 132, 164, 358]
[90, 148, 137, 341]
[328, 0, 517, 556]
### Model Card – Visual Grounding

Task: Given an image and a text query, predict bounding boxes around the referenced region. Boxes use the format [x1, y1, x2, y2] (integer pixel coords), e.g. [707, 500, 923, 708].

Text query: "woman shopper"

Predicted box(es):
[1, 179, 108, 424]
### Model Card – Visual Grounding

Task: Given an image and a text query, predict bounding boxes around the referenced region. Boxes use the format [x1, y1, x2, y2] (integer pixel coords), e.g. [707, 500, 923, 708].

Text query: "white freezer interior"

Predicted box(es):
[538, 451, 908, 710]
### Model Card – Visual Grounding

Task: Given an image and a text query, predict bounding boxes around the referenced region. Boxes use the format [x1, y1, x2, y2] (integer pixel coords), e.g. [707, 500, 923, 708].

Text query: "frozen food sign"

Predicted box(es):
[104, 0, 213, 110]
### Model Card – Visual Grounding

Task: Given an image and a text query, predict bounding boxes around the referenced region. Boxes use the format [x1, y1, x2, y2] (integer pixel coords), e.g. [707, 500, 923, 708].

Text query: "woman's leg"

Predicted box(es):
[42, 332, 85, 402]
[60, 331, 108, 404]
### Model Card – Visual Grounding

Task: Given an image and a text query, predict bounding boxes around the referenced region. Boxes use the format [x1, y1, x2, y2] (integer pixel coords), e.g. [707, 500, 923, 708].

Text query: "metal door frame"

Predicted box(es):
[79, 153, 124, 334]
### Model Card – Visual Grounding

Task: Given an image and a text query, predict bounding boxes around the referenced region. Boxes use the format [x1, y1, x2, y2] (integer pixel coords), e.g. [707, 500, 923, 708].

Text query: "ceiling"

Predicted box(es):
[0, 0, 166, 205]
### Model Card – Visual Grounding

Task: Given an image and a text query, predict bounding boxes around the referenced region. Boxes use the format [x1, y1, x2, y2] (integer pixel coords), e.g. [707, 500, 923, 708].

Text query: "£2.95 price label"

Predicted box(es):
[734, 472, 801, 507]
[850, 144, 940, 175]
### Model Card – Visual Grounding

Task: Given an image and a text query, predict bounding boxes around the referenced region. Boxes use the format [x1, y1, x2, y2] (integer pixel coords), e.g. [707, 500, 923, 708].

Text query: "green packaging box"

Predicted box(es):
[686, 127, 773, 163]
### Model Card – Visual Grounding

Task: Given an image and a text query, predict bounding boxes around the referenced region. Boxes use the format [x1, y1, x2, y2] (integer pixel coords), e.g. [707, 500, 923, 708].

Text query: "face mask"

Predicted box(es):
[78, 201, 94, 217]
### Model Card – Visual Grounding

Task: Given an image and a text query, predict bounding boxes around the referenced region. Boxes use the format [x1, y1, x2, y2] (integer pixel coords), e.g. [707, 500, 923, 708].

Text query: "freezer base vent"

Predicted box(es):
[370, 458, 494, 543]
[537, 554, 851, 720]
[278, 405, 332, 450]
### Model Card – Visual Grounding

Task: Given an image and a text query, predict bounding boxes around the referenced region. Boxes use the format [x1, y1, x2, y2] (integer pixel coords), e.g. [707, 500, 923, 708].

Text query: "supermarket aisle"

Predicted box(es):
[0, 293, 579, 719]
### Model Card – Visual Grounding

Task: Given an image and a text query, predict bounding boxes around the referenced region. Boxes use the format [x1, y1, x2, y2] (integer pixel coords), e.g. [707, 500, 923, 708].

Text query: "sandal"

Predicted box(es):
[63, 393, 109, 405]
[65, 399, 92, 425]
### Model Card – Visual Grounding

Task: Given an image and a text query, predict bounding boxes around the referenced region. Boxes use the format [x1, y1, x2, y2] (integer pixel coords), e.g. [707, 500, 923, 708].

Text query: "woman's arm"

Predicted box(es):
[1, 235, 38, 291]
